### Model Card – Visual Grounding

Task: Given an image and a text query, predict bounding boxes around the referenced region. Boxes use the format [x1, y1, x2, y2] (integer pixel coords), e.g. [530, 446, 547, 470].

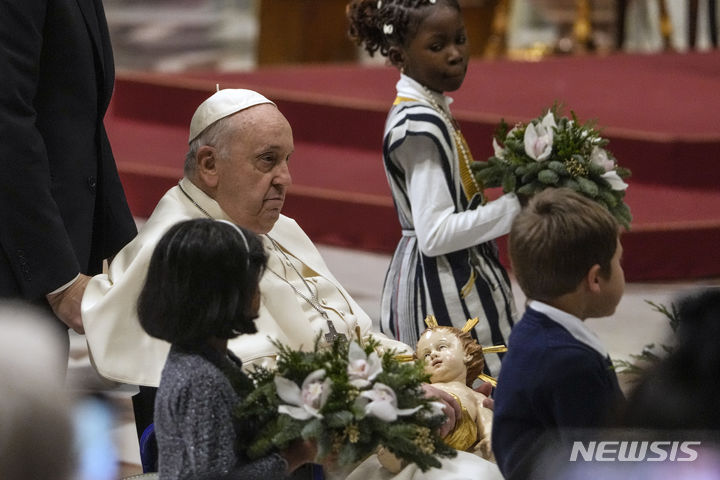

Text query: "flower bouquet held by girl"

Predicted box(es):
[472, 106, 632, 228]
[234, 333, 457, 472]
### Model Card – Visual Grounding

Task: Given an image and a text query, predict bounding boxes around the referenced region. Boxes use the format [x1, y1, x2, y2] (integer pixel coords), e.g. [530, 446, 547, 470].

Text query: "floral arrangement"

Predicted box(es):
[234, 335, 456, 472]
[471, 106, 632, 228]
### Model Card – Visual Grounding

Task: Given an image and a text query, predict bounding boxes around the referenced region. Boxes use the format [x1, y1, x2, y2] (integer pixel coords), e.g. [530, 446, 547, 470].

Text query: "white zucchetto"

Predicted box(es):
[188, 88, 275, 143]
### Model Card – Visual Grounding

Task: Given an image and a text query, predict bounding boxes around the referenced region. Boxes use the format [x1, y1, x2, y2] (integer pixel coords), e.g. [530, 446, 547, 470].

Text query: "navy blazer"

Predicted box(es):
[0, 0, 136, 300]
[492, 307, 624, 479]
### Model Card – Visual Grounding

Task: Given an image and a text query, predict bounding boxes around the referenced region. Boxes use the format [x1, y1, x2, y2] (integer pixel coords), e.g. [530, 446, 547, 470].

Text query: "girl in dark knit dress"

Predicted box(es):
[138, 219, 315, 480]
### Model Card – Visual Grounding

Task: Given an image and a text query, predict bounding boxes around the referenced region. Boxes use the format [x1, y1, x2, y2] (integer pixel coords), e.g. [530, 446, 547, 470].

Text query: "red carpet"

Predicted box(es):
[107, 51, 720, 281]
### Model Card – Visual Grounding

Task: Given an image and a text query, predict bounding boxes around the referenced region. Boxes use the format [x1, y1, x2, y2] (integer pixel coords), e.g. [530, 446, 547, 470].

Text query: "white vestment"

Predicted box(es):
[82, 178, 409, 387]
[344, 451, 503, 480]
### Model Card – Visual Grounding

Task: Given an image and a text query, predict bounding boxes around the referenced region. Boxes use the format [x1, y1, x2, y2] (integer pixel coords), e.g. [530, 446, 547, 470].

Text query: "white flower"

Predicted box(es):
[494, 125, 521, 158]
[590, 146, 615, 172]
[357, 383, 421, 422]
[601, 170, 629, 191]
[523, 111, 556, 161]
[426, 401, 446, 418]
[492, 138, 505, 159]
[275, 369, 331, 420]
[383, 23, 394, 35]
[347, 342, 382, 389]
[540, 111, 557, 130]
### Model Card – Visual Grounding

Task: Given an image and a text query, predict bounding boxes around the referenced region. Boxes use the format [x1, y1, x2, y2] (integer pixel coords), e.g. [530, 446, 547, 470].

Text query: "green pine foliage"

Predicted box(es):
[234, 335, 457, 471]
[471, 106, 632, 229]
[613, 300, 679, 379]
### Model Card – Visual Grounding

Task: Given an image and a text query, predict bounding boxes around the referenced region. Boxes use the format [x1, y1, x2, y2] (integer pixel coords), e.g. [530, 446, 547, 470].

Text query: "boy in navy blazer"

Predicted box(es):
[492, 188, 626, 479]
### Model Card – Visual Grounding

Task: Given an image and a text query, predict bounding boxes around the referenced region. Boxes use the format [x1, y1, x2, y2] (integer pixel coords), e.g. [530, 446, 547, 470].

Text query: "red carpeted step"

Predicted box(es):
[114, 50, 720, 190]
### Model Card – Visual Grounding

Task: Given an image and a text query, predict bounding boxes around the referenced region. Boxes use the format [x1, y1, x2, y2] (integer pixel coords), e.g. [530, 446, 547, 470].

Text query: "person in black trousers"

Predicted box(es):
[0, 0, 139, 432]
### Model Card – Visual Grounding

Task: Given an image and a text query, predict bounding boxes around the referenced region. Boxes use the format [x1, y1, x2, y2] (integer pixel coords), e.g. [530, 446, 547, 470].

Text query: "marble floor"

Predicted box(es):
[66, 243, 720, 478]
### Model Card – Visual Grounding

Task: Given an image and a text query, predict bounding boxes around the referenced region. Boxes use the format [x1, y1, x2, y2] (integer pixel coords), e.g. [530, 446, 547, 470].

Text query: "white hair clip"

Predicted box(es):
[377, 0, 382, 8]
[429, 0, 436, 3]
[383, 23, 394, 35]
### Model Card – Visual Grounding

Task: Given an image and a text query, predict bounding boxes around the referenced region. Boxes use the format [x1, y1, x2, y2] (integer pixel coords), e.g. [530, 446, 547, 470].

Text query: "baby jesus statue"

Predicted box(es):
[414, 316, 498, 461]
[347, 316, 505, 480]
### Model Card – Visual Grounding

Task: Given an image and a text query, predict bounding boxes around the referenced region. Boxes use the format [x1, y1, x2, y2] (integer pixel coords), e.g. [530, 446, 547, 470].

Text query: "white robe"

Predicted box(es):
[81, 178, 409, 387]
[343, 451, 503, 480]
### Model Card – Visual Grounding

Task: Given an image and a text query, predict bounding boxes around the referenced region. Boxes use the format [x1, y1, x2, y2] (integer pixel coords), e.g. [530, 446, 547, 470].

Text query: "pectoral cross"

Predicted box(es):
[325, 319, 346, 343]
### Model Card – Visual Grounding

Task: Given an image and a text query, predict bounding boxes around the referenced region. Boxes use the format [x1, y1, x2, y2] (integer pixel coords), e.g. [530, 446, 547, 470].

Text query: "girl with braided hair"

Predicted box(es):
[347, 0, 521, 376]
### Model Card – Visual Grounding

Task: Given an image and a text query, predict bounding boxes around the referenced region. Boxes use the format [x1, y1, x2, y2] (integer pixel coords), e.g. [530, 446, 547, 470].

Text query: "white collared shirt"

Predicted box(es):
[527, 300, 608, 358]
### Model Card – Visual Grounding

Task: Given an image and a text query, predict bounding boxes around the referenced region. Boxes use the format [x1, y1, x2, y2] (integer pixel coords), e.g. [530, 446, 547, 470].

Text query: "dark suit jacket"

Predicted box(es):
[0, 0, 136, 300]
[492, 307, 624, 479]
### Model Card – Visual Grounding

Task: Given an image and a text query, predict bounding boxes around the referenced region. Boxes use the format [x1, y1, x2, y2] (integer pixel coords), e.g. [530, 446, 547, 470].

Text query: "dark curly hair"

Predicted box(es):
[138, 219, 267, 350]
[346, 0, 461, 57]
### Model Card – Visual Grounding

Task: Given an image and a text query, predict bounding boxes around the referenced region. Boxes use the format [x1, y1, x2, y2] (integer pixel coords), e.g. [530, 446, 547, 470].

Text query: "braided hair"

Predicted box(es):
[346, 0, 461, 57]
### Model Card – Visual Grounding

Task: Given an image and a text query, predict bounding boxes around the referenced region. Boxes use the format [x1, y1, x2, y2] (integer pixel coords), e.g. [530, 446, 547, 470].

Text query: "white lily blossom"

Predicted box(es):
[492, 138, 505, 159]
[523, 111, 556, 161]
[357, 383, 422, 422]
[426, 401, 447, 418]
[541, 111, 557, 130]
[275, 369, 331, 420]
[601, 170, 629, 191]
[590, 146, 615, 172]
[347, 342, 383, 389]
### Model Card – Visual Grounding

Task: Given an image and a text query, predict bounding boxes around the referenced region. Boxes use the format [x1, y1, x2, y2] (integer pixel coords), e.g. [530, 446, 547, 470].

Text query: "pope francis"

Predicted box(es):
[82, 89, 410, 390]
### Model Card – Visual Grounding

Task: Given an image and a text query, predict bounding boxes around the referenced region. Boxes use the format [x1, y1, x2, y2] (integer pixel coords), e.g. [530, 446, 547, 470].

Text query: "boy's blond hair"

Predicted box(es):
[509, 188, 619, 302]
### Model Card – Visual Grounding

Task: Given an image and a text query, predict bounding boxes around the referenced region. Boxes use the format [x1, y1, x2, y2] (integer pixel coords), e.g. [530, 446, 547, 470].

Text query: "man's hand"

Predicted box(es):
[474, 381, 494, 410]
[422, 383, 461, 438]
[46, 274, 91, 334]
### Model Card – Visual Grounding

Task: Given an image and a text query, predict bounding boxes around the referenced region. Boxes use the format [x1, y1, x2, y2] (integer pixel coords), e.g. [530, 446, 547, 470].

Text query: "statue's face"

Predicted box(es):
[416, 329, 470, 384]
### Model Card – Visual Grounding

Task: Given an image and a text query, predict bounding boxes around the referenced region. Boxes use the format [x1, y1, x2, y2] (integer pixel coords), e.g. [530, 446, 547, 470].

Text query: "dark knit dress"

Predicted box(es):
[154, 345, 289, 480]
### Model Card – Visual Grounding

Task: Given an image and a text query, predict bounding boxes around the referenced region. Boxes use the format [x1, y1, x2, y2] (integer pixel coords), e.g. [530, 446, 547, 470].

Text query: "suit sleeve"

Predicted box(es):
[0, 0, 82, 298]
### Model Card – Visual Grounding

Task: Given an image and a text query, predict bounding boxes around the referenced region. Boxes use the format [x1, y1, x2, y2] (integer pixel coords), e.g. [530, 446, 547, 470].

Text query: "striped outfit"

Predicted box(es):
[379, 75, 521, 376]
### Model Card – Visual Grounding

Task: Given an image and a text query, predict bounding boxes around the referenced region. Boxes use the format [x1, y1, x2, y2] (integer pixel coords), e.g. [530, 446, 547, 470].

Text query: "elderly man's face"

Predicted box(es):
[215, 104, 293, 234]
